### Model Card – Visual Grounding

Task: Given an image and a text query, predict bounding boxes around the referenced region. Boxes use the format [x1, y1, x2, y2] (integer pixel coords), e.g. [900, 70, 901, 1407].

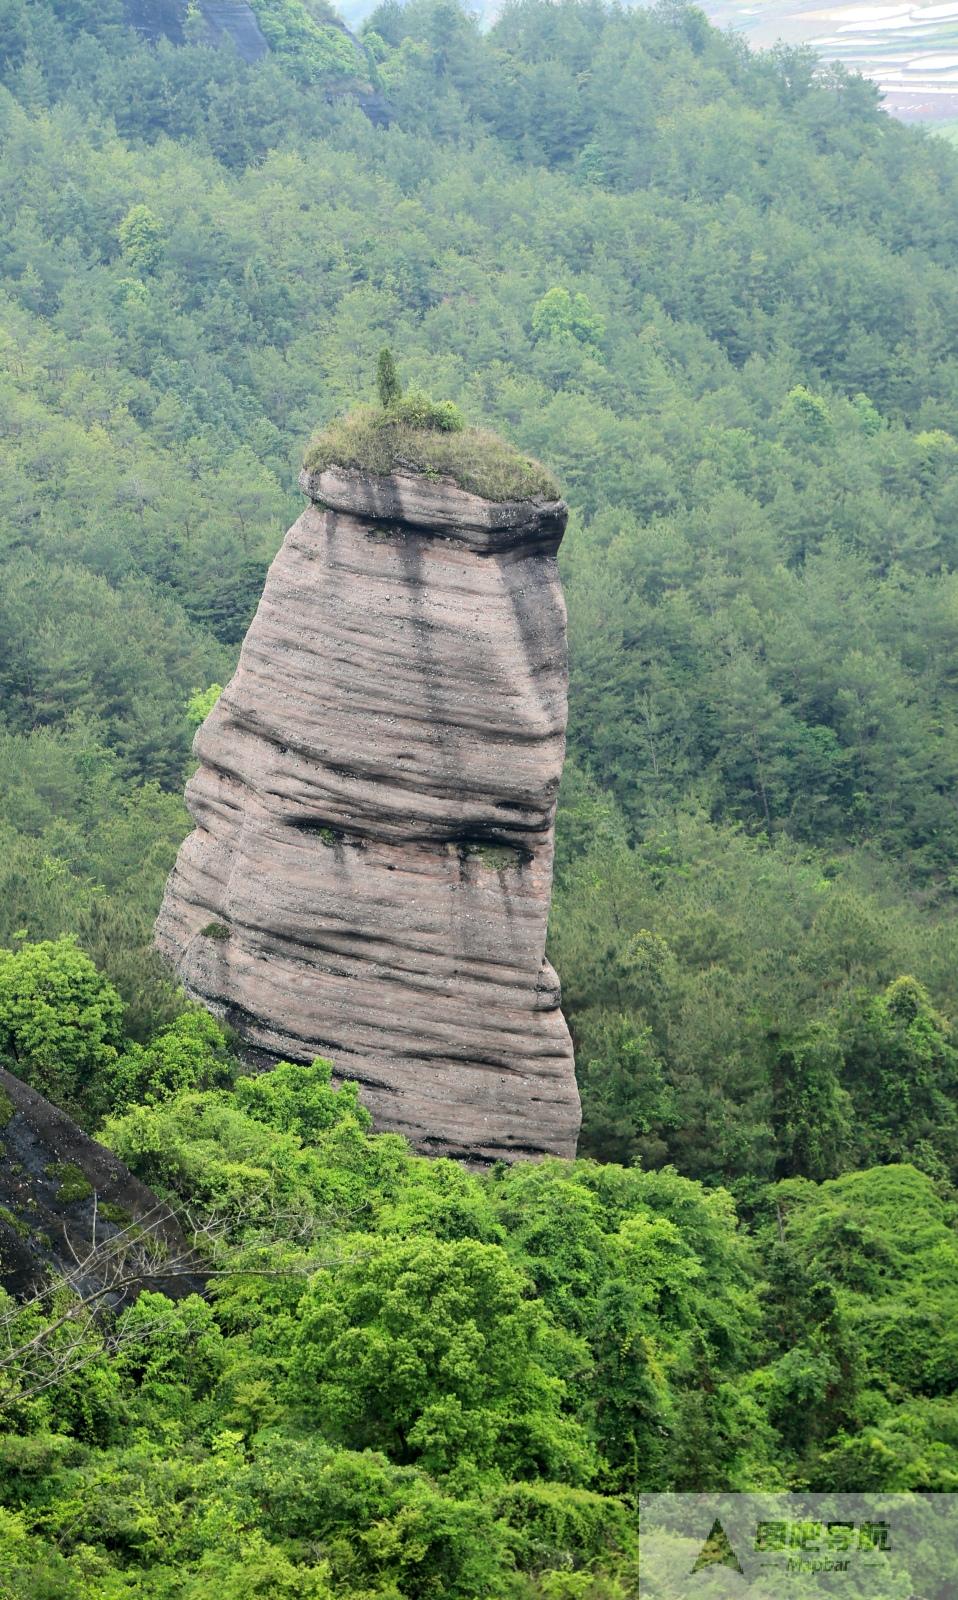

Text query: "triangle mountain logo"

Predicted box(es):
[691, 1519, 745, 1576]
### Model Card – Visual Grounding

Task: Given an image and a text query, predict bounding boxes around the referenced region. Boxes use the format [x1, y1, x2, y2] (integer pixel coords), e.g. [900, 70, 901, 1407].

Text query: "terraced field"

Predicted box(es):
[705, 0, 958, 121]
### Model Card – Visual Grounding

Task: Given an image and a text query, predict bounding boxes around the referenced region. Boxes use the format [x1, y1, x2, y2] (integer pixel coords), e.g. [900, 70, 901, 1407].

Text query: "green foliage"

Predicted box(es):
[781, 384, 833, 439]
[4, 0, 958, 1572]
[247, 0, 366, 81]
[574, 1012, 675, 1169]
[460, 841, 525, 870]
[551, 804, 958, 1185]
[233, 1056, 371, 1141]
[304, 408, 557, 500]
[0, 937, 123, 1123]
[839, 976, 958, 1178]
[755, 1165, 958, 1482]
[532, 287, 605, 348]
[187, 685, 224, 730]
[850, 391, 883, 435]
[386, 388, 465, 432]
[45, 1162, 92, 1204]
[0, 966, 954, 1584]
[0, 1206, 30, 1240]
[117, 204, 164, 276]
[376, 346, 402, 408]
[110, 1010, 234, 1109]
[291, 1234, 596, 1483]
[771, 1025, 852, 1181]
[100, 1057, 381, 1220]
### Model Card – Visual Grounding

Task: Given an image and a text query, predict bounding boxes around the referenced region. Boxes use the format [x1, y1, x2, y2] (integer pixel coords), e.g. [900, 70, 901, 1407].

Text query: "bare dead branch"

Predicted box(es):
[0, 1189, 372, 1410]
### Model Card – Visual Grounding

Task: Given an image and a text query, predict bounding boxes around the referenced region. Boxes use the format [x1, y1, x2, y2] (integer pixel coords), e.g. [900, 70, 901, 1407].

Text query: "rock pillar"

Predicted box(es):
[155, 464, 580, 1162]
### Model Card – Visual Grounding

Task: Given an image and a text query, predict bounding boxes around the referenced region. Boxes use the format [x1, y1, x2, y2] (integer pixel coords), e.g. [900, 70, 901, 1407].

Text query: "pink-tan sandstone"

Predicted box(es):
[154, 463, 580, 1162]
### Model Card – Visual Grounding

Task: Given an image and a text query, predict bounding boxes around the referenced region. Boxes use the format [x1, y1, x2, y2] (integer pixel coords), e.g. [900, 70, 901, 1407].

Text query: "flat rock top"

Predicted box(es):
[299, 464, 567, 551]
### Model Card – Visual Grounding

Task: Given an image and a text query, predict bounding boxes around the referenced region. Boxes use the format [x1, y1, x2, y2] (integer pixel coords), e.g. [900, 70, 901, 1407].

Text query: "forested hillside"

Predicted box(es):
[3, 0, 958, 1591]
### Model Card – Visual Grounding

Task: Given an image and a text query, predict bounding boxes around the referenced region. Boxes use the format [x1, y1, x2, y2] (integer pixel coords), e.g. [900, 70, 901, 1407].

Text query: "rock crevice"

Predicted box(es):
[155, 464, 580, 1162]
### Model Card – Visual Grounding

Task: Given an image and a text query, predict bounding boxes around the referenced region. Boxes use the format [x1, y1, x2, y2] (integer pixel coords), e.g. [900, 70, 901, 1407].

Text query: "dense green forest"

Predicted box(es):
[3, 0, 958, 1591]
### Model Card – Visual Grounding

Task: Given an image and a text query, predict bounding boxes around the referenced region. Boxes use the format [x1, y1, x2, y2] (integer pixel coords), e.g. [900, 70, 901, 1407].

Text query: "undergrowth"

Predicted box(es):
[303, 406, 560, 502]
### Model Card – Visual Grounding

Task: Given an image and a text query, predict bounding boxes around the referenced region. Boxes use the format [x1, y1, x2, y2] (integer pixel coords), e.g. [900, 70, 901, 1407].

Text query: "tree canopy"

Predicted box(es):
[2, 0, 958, 1588]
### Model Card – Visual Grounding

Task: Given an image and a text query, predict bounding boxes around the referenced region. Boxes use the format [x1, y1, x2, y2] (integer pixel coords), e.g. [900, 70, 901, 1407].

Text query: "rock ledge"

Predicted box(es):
[299, 465, 566, 550]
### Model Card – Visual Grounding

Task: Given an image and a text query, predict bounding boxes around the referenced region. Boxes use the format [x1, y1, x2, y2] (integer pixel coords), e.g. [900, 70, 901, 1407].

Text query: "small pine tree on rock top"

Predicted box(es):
[303, 359, 553, 499]
[376, 347, 402, 408]
[371, 351, 464, 434]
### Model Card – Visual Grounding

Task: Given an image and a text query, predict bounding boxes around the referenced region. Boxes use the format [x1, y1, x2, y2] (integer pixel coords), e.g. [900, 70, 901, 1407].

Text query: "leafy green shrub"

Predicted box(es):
[117, 204, 164, 276]
[290, 1234, 596, 1483]
[781, 384, 833, 440]
[0, 938, 123, 1126]
[187, 683, 223, 730]
[387, 389, 465, 433]
[496, 1480, 637, 1573]
[531, 286, 605, 348]
[110, 1009, 234, 1109]
[234, 1057, 370, 1142]
[246, 1435, 514, 1597]
[100, 1062, 392, 1221]
[248, 0, 364, 81]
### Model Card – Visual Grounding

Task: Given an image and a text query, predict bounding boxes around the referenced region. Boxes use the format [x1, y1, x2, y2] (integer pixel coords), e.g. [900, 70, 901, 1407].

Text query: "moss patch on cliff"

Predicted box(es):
[0, 1205, 29, 1240]
[455, 841, 529, 872]
[304, 406, 560, 503]
[45, 1162, 93, 1204]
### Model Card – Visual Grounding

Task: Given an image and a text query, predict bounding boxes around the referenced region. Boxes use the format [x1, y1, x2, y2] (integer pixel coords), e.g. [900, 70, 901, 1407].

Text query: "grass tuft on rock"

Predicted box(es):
[303, 405, 560, 503]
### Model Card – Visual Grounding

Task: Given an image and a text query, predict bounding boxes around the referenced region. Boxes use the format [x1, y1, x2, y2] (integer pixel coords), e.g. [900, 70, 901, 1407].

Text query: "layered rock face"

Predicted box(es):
[155, 464, 580, 1162]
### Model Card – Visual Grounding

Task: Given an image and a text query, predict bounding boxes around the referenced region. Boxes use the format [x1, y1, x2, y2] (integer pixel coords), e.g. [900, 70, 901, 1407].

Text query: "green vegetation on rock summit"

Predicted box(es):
[303, 405, 560, 501]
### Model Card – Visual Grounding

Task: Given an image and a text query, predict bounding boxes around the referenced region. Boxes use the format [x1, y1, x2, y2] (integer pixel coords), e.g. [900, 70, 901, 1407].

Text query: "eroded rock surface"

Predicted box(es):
[0, 1068, 196, 1298]
[156, 465, 580, 1162]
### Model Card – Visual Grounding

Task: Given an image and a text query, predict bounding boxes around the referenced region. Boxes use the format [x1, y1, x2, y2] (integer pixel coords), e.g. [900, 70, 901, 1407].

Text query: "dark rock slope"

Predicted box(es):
[156, 464, 581, 1164]
[0, 1068, 193, 1299]
[123, 0, 268, 59]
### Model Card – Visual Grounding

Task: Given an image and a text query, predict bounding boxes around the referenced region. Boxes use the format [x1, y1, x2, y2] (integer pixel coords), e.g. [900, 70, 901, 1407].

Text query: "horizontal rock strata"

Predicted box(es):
[155, 464, 580, 1162]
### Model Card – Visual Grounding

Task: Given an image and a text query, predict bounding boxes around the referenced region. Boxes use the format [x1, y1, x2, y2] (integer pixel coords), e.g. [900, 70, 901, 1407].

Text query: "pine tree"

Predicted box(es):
[376, 347, 401, 408]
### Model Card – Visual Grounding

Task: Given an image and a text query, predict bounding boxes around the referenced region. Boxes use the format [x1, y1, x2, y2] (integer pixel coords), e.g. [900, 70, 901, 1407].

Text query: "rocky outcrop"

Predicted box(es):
[0, 1068, 196, 1298]
[155, 463, 580, 1163]
[124, 0, 267, 59]
[122, 1, 391, 122]
[194, 1, 270, 62]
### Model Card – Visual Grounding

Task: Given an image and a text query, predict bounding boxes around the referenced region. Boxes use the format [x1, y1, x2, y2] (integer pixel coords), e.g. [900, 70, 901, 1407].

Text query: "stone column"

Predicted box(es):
[155, 464, 580, 1163]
